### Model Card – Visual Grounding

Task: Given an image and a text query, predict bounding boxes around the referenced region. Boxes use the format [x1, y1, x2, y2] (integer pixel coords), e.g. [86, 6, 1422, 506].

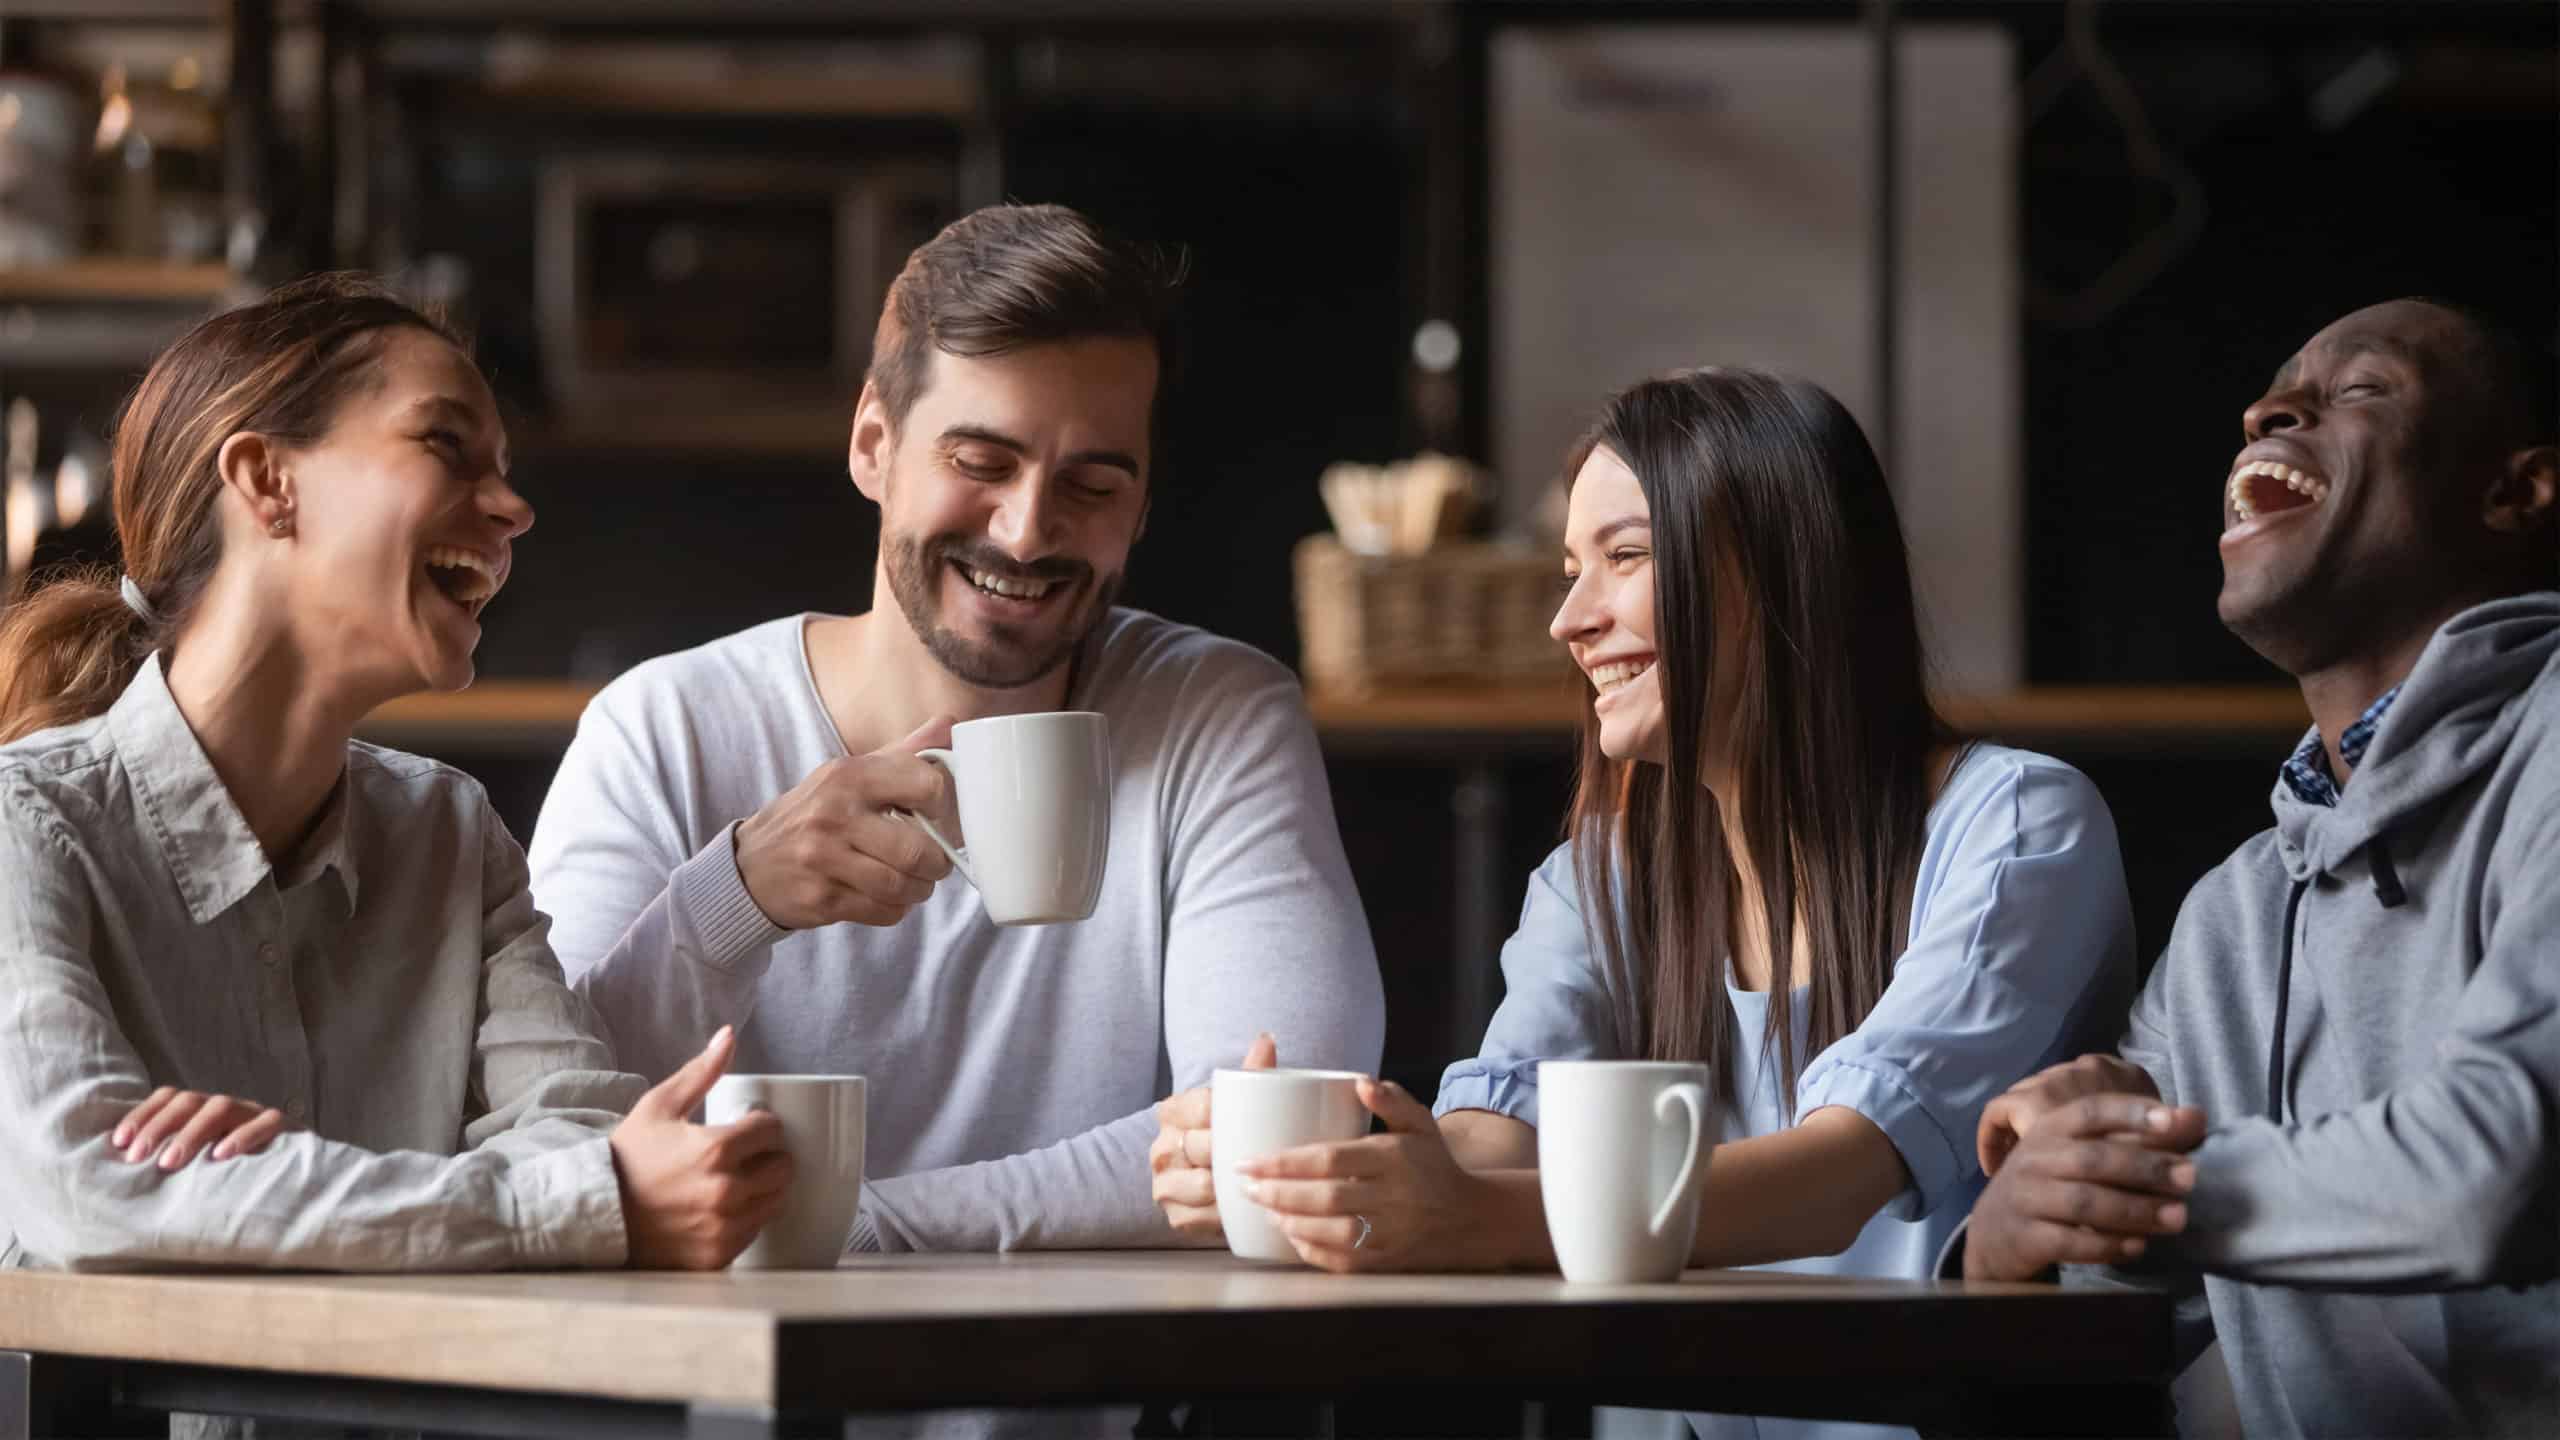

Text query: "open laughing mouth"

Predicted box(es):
[2224, 459, 2330, 538]
[422, 544, 502, 622]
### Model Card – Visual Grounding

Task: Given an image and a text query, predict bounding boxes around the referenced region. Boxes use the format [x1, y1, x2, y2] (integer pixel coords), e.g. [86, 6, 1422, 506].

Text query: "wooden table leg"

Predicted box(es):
[0, 1352, 112, 1440]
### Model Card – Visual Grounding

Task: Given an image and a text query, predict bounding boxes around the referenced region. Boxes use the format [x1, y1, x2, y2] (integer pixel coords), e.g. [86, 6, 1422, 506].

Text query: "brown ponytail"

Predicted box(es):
[0, 273, 460, 745]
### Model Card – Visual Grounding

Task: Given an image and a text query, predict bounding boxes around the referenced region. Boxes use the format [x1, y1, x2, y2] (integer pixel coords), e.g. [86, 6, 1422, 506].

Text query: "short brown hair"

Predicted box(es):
[865, 204, 1185, 476]
[0, 273, 463, 744]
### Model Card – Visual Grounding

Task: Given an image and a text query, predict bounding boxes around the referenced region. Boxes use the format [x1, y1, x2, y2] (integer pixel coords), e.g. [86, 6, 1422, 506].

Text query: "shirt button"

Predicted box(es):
[286, 1097, 309, 1121]
[259, 943, 280, 968]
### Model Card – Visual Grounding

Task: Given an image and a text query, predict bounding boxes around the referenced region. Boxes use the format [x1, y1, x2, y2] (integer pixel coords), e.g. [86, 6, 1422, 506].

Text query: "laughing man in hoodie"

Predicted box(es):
[1957, 298, 2559, 1438]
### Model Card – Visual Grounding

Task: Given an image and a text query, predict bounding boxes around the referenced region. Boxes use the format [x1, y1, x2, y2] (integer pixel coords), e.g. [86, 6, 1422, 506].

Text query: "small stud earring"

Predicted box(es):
[269, 515, 291, 537]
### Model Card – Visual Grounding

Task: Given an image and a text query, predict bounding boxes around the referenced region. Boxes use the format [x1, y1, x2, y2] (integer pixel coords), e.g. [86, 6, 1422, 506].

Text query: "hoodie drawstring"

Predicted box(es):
[2269, 836, 2407, 1123]
[2267, 879, 2308, 1123]
[2369, 836, 2407, 908]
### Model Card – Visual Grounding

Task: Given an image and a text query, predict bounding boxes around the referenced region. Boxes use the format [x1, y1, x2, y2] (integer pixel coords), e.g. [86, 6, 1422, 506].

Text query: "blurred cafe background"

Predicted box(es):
[2, 0, 2553, 1099]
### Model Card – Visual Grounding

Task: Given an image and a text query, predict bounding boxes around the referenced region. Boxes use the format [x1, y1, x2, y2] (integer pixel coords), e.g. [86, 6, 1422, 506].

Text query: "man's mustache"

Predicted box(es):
[927, 538, 1090, 587]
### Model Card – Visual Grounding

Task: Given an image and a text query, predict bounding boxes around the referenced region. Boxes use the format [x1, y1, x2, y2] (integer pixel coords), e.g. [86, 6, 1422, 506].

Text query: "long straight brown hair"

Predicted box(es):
[1566, 368, 1953, 1115]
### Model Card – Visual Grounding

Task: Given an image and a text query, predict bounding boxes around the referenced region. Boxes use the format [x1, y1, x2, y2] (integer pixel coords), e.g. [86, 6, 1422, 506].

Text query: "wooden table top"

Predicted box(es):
[0, 1251, 2170, 1415]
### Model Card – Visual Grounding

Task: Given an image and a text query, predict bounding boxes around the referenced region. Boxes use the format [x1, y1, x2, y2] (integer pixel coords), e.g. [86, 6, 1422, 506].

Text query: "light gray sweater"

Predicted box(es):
[2120, 593, 2560, 1438]
[527, 608, 1385, 1254]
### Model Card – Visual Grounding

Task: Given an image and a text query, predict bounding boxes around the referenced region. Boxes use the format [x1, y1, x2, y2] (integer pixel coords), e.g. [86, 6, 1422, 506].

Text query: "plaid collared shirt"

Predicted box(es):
[2280, 683, 2404, 806]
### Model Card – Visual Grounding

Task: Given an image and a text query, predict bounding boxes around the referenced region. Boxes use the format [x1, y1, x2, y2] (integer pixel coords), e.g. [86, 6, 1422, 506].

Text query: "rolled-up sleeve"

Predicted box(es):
[1795, 757, 2137, 1220]
[1434, 844, 1624, 1128]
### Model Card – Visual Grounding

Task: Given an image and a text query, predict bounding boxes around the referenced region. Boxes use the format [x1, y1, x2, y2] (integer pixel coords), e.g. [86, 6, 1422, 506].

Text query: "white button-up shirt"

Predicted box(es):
[0, 654, 643, 1272]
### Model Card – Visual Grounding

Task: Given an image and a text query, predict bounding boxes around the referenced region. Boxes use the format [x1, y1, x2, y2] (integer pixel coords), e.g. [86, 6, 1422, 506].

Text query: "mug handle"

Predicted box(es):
[1648, 1082, 1708, 1239]
[893, 748, 976, 888]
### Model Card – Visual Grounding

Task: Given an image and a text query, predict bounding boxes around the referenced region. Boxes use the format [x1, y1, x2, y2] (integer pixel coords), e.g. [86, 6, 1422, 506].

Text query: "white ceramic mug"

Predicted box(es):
[904, 711, 1111, 926]
[1537, 1061, 1710, 1284]
[1210, 1067, 1371, 1264]
[705, 1074, 867, 1270]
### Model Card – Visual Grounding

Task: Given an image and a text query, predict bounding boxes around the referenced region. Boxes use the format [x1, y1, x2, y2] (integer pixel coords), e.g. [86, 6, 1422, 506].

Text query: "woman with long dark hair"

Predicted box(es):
[0, 274, 784, 1273]
[1154, 369, 2136, 1391]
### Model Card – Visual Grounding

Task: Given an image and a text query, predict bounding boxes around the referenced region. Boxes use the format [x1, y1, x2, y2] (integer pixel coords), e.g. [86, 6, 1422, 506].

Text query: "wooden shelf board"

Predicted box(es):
[359, 679, 2309, 752]
[0, 261, 237, 305]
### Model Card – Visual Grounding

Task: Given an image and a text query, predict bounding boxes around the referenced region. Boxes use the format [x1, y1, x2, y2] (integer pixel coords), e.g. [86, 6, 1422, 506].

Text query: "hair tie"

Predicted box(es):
[118, 575, 163, 627]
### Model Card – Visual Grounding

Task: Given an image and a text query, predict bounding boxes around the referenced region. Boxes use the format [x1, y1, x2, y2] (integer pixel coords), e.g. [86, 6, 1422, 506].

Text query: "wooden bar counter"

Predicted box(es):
[1, 1251, 2169, 1438]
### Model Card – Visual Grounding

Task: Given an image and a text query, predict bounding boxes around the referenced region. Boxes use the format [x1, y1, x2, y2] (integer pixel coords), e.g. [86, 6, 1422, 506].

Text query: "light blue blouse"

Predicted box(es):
[1436, 744, 2137, 1440]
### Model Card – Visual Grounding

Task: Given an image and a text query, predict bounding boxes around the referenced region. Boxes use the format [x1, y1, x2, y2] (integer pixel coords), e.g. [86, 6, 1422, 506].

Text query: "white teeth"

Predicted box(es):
[2227, 460, 2331, 522]
[422, 544, 498, 606]
[962, 566, 1055, 601]
[1588, 658, 1654, 694]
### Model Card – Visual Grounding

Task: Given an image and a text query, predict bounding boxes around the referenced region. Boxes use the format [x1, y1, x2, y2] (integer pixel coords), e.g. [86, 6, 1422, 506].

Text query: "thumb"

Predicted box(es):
[638, 1025, 735, 1122]
[1244, 1032, 1278, 1070]
[889, 713, 956, 756]
[1357, 1077, 1434, 1135]
[1977, 1096, 2024, 1177]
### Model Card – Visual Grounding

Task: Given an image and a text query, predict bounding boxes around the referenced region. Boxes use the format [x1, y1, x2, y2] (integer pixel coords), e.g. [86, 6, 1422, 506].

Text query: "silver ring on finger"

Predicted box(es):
[1352, 1214, 1373, 1250]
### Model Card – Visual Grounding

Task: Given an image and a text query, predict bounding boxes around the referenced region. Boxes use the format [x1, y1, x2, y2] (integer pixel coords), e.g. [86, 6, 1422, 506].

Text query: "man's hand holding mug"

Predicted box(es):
[733, 716, 958, 930]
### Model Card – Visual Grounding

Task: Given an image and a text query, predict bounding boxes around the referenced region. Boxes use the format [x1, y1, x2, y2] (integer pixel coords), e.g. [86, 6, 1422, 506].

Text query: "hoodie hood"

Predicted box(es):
[2272, 592, 2560, 881]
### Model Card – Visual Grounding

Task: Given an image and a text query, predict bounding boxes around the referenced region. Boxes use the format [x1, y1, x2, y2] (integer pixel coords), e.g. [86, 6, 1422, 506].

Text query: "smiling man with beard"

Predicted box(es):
[524, 207, 1384, 1310]
[1955, 299, 2559, 1439]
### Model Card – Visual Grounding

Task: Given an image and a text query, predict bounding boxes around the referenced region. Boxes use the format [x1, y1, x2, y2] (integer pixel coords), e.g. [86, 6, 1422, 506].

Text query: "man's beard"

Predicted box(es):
[884, 530, 1119, 690]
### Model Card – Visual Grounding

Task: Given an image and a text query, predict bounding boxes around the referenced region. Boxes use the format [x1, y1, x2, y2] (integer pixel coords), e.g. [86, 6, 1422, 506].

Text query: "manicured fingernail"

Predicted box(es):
[159, 1147, 185, 1170]
[211, 1143, 233, 1162]
[1243, 1181, 1266, 1201]
[2121, 1237, 2147, 1257]
[112, 1126, 132, 1147]
[2146, 1107, 2173, 1130]
[2169, 1162, 2196, 1190]
[126, 1140, 150, 1163]
[2160, 1203, 2187, 1230]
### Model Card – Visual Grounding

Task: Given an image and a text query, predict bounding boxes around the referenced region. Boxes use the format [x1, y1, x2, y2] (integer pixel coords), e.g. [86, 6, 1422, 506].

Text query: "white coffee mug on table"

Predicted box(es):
[1537, 1060, 1710, 1284]
[704, 1074, 867, 1270]
[904, 710, 1111, 926]
[1210, 1067, 1370, 1264]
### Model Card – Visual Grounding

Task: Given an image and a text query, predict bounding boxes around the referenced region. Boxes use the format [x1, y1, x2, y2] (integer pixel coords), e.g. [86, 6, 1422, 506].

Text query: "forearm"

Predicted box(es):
[2174, 1098, 2553, 1290]
[1442, 1109, 1537, 1171]
[3, 1125, 626, 1273]
[1686, 1108, 1909, 1268]
[564, 827, 783, 1083]
[861, 1108, 1169, 1252]
[1456, 1170, 1559, 1270]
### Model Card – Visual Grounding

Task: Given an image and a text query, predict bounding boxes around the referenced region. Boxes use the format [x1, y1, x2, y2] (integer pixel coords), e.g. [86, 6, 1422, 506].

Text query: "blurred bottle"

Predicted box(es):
[91, 58, 221, 263]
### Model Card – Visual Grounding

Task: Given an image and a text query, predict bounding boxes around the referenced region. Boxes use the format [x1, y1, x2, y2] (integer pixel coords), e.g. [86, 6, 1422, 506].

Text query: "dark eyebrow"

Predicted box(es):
[1593, 515, 1652, 545]
[940, 424, 1141, 480]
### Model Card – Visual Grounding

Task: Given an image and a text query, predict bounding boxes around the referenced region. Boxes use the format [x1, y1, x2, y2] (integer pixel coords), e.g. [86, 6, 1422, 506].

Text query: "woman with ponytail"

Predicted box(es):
[1156, 370, 2142, 1439]
[0, 274, 789, 1274]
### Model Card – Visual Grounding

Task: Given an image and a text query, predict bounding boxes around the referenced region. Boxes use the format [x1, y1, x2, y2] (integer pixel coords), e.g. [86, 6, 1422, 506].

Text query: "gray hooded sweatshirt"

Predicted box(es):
[2118, 592, 2560, 1438]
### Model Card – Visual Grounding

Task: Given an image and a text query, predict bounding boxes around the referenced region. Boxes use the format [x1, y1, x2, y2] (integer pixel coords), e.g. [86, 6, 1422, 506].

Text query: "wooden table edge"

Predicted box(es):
[0, 1270, 780, 1409]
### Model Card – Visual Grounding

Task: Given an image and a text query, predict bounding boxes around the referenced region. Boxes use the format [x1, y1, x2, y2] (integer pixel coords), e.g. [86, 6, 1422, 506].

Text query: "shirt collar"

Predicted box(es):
[276, 772, 362, 912]
[106, 654, 359, 921]
[2279, 682, 2404, 807]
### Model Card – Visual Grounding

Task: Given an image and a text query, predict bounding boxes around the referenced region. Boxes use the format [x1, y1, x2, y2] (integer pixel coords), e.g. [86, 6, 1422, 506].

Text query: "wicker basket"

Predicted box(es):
[1294, 534, 1567, 694]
